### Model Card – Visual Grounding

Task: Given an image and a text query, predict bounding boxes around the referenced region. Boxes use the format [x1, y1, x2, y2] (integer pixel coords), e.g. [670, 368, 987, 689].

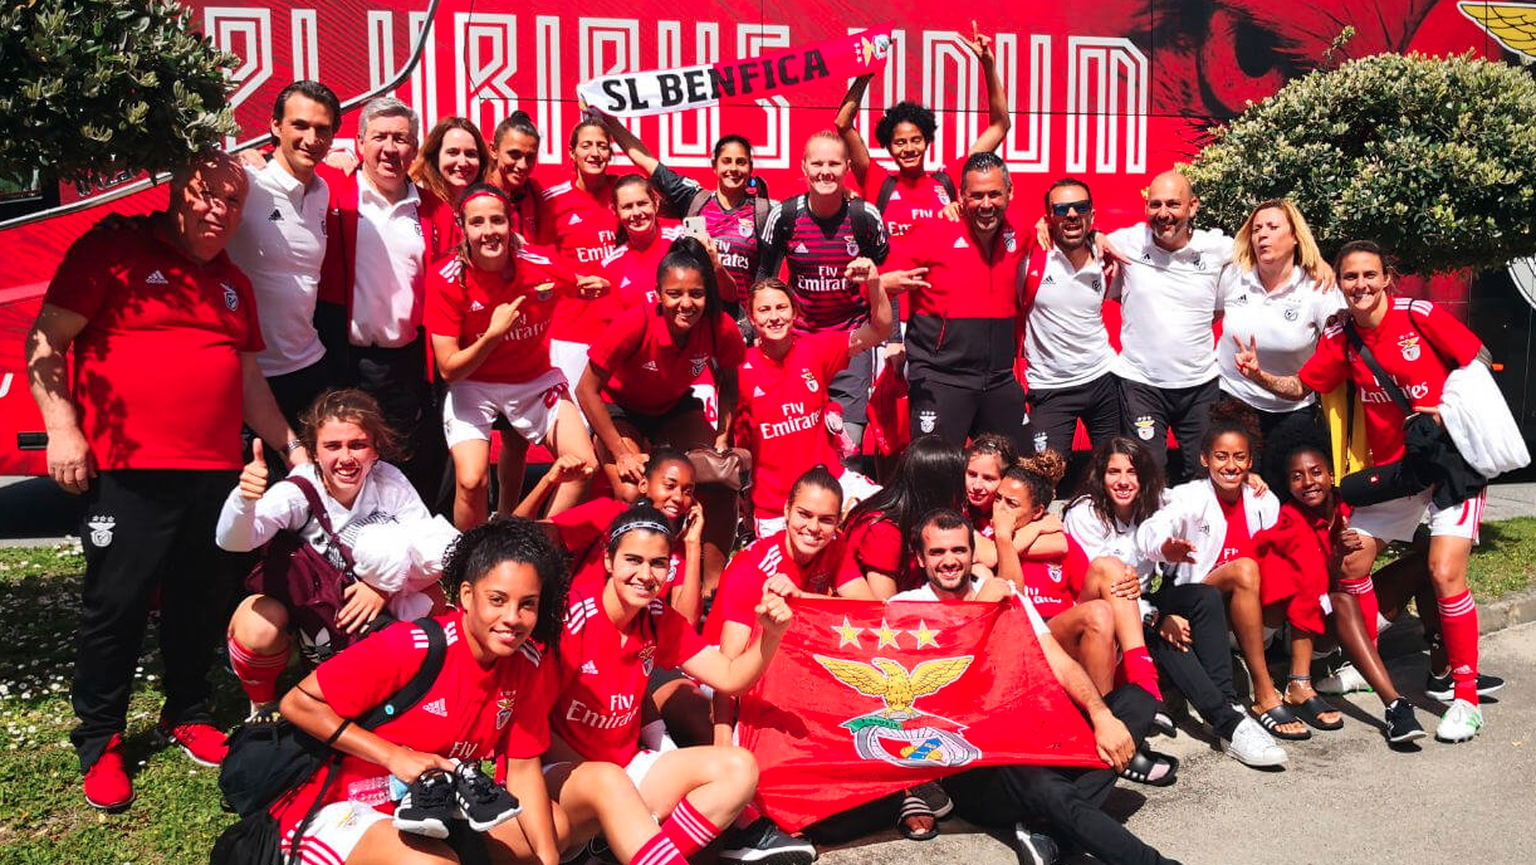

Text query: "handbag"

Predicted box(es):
[1336, 320, 1485, 508]
[687, 446, 753, 493]
[244, 476, 362, 663]
[213, 617, 448, 864]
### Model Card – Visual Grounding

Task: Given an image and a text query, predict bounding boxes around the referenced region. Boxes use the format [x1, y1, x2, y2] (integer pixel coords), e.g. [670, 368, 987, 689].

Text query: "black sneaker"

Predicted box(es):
[1012, 823, 1061, 865]
[1425, 670, 1505, 702]
[394, 768, 454, 839]
[453, 760, 521, 832]
[718, 816, 817, 865]
[1384, 698, 1428, 745]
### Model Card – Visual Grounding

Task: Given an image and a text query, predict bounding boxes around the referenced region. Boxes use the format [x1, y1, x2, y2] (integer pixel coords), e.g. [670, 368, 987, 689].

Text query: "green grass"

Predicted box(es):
[0, 523, 1532, 864]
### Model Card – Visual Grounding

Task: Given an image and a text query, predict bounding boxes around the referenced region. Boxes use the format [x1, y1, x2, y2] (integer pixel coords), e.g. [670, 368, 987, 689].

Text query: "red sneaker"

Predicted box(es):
[155, 719, 229, 767]
[83, 733, 134, 811]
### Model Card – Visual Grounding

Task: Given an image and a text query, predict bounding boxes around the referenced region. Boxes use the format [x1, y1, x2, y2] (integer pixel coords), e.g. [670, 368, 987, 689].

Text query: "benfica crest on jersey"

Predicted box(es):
[801, 369, 819, 393]
[495, 689, 517, 730]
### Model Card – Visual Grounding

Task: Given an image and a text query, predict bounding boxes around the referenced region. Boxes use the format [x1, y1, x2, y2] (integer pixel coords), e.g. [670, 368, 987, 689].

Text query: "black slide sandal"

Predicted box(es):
[1119, 748, 1179, 787]
[1288, 695, 1345, 731]
[1250, 703, 1312, 741]
[897, 792, 939, 841]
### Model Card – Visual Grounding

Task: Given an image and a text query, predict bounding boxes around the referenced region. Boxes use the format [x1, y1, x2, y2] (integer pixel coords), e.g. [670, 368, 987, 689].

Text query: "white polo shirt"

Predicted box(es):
[350, 176, 424, 348]
[224, 161, 329, 376]
[1023, 248, 1117, 390]
[1108, 224, 1232, 389]
[890, 577, 1050, 634]
[1216, 265, 1344, 412]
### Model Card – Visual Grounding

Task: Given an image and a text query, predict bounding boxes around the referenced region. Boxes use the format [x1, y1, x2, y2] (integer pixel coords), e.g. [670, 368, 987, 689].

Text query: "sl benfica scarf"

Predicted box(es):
[577, 27, 894, 118]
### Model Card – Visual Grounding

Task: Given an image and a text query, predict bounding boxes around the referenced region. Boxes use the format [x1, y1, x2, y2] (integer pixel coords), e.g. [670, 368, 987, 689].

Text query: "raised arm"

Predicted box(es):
[833, 74, 876, 187]
[1231, 334, 1312, 401]
[680, 591, 792, 694]
[964, 21, 1011, 155]
[598, 113, 661, 177]
[846, 257, 893, 353]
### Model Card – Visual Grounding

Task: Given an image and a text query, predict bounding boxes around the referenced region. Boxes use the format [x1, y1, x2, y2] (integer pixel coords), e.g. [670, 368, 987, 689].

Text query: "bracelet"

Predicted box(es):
[282, 439, 306, 454]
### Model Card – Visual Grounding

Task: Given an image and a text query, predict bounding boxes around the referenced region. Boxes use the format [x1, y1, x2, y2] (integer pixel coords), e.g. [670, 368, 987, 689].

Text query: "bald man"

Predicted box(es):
[26, 151, 306, 810]
[1103, 171, 1231, 482]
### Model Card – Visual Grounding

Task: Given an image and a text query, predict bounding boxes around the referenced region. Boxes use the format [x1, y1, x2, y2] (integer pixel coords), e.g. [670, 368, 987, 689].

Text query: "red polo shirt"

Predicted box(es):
[44, 222, 263, 470]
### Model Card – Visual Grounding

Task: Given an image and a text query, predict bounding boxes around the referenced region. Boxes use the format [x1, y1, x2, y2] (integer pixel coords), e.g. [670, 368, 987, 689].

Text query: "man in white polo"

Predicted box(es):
[225, 80, 340, 427]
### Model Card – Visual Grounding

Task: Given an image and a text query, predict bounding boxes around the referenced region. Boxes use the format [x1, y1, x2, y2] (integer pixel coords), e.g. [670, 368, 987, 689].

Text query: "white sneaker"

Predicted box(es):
[1435, 699, 1483, 743]
[1223, 716, 1288, 767]
[1317, 662, 1372, 695]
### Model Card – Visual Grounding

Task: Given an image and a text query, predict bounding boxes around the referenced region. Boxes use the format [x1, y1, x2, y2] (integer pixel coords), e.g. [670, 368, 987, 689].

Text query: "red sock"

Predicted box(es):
[733, 804, 760, 830]
[1338, 577, 1380, 644]
[661, 798, 722, 857]
[1437, 590, 1480, 705]
[631, 832, 688, 865]
[1122, 646, 1162, 702]
[227, 636, 289, 705]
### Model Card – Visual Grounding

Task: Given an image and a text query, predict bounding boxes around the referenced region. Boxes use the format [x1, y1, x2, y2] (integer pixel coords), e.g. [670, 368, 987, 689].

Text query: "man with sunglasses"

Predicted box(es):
[1019, 179, 1122, 457]
[1103, 170, 1232, 483]
[880, 152, 1032, 451]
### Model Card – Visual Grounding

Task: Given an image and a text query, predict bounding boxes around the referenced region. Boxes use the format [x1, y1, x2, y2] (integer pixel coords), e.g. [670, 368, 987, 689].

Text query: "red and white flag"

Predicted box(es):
[736, 597, 1103, 832]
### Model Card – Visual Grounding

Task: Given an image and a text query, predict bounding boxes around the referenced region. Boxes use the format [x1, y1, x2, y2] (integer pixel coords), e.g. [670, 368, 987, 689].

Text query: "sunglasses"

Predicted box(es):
[1050, 200, 1093, 217]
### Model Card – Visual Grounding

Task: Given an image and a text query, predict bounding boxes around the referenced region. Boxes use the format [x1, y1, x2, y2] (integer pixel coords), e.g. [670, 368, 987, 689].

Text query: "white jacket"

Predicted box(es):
[216, 462, 453, 618]
[1136, 479, 1278, 585]
[1063, 495, 1165, 619]
[1440, 361, 1530, 479]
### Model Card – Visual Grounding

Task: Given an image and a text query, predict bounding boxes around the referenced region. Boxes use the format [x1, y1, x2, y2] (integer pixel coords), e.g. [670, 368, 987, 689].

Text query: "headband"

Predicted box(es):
[609, 519, 673, 544]
[458, 185, 509, 216]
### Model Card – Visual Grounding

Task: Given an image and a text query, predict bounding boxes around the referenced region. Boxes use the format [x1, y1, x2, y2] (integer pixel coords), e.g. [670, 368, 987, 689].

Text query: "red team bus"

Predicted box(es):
[2, 0, 1532, 476]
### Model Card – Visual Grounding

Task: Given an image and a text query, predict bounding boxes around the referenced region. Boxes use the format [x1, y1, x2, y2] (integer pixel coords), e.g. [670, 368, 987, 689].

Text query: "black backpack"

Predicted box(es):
[683, 187, 774, 240]
[772, 192, 885, 257]
[211, 617, 449, 864]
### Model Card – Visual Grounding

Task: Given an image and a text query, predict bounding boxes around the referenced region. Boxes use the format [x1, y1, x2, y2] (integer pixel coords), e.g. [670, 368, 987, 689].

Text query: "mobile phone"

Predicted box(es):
[682, 216, 708, 239]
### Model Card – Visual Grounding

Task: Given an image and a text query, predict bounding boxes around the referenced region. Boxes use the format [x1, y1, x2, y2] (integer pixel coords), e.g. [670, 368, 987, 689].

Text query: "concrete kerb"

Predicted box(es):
[1479, 584, 1536, 634]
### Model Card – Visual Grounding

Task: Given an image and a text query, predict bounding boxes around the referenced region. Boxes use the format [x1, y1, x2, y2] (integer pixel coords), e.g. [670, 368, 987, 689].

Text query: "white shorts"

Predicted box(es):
[1349, 488, 1486, 544]
[542, 749, 664, 788]
[284, 799, 391, 865]
[549, 340, 592, 417]
[443, 370, 569, 449]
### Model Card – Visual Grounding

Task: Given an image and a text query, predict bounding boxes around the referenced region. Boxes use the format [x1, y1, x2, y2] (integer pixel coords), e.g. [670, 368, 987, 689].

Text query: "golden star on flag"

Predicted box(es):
[874, 618, 902, 649]
[832, 617, 864, 649]
[910, 619, 940, 649]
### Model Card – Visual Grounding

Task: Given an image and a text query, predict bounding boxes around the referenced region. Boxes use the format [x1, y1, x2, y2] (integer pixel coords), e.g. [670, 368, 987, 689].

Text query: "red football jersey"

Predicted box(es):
[1253, 500, 1345, 634]
[272, 614, 555, 834]
[44, 223, 263, 470]
[1299, 298, 1481, 463]
[551, 497, 682, 597]
[589, 305, 746, 416]
[736, 332, 852, 519]
[552, 591, 707, 764]
[862, 161, 962, 240]
[841, 513, 917, 592]
[1016, 534, 1090, 619]
[598, 222, 685, 310]
[540, 178, 623, 343]
[424, 246, 577, 384]
[703, 531, 859, 643]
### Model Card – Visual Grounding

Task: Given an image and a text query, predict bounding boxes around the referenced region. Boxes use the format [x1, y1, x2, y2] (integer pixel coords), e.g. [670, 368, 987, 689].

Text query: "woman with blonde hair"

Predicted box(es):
[1216, 199, 1344, 491]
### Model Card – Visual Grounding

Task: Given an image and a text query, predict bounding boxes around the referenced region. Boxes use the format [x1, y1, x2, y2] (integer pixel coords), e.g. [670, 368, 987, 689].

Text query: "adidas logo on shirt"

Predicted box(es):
[753, 386, 767, 397]
[952, 237, 968, 249]
[568, 213, 583, 226]
[580, 660, 599, 676]
[422, 698, 449, 717]
[268, 208, 282, 222]
[793, 243, 809, 254]
[888, 190, 902, 201]
[1042, 274, 1055, 284]
[469, 300, 485, 311]
[145, 270, 169, 285]
[641, 360, 660, 372]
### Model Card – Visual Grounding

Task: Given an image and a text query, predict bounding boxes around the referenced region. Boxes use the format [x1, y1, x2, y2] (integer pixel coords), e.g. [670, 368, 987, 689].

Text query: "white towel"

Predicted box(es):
[1440, 362, 1530, 479]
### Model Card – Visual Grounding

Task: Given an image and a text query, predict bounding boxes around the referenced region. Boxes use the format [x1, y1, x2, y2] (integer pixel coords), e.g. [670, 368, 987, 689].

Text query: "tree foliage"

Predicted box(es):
[0, 0, 239, 191]
[1184, 53, 1536, 275]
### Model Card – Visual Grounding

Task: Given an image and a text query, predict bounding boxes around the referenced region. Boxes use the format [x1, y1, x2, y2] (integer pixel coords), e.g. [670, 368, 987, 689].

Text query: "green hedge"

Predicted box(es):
[1184, 53, 1536, 274]
[0, 0, 239, 191]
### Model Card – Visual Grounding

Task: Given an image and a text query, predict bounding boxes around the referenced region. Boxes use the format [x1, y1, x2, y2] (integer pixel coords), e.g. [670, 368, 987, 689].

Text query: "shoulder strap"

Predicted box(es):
[875, 175, 899, 212]
[849, 199, 881, 255]
[358, 617, 449, 729]
[1342, 321, 1415, 416]
[752, 195, 771, 237]
[777, 194, 804, 244]
[685, 188, 712, 218]
[282, 475, 356, 574]
[1019, 243, 1050, 310]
